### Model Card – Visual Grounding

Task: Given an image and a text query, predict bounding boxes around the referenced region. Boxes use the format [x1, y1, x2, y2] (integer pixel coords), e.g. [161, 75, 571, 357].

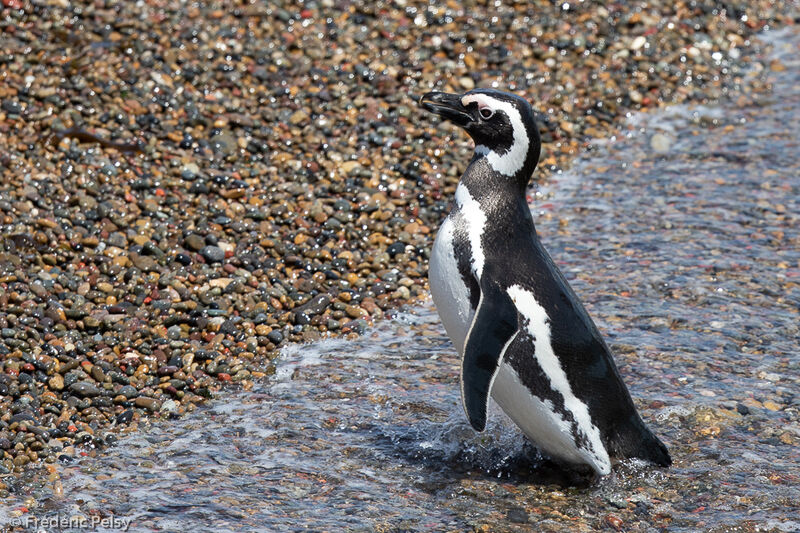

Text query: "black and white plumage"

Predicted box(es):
[419, 89, 671, 475]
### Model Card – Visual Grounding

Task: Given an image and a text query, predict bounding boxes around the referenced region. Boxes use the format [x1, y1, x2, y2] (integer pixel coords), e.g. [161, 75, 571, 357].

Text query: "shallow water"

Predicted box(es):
[3, 29, 800, 533]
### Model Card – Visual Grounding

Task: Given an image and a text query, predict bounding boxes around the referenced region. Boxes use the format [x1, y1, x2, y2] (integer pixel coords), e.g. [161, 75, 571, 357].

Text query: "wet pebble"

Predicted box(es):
[201, 245, 225, 263]
[650, 133, 673, 153]
[69, 382, 102, 398]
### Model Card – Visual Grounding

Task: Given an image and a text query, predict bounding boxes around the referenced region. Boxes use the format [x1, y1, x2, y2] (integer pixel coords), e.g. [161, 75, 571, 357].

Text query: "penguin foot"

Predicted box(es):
[529, 455, 599, 488]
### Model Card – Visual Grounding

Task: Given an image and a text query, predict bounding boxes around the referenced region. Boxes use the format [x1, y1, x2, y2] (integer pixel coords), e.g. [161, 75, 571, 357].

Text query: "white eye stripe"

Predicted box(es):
[461, 94, 490, 107]
[460, 95, 494, 118]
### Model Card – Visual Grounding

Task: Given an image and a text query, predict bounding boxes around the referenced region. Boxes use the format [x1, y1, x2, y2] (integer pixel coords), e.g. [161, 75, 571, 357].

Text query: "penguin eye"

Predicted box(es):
[479, 107, 494, 120]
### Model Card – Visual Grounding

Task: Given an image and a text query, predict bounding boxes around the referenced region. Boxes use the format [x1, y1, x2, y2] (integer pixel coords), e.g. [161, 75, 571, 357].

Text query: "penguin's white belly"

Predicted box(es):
[429, 216, 473, 355]
[491, 362, 608, 472]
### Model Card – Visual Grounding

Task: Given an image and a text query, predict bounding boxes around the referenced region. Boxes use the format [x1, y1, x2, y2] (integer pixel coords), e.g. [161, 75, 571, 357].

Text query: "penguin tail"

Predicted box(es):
[608, 421, 672, 467]
[628, 430, 672, 467]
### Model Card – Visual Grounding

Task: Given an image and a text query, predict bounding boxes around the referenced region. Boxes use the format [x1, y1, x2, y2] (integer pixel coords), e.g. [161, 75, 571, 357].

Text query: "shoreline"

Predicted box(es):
[0, 0, 798, 490]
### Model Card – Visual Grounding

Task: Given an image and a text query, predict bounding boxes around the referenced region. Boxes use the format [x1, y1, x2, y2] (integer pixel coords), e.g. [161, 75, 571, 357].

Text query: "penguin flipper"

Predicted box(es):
[461, 282, 517, 431]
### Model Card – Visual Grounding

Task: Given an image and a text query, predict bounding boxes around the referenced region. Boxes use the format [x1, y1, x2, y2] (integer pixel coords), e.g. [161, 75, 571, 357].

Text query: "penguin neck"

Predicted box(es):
[461, 154, 531, 203]
[457, 156, 537, 233]
[468, 131, 540, 191]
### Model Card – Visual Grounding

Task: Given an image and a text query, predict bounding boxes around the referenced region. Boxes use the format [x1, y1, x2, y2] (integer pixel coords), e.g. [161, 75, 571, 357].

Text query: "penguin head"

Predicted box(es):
[419, 89, 541, 181]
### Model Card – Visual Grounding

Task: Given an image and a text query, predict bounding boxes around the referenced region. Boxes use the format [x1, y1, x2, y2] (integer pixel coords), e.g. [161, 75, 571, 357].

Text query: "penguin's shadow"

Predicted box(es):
[371, 420, 598, 490]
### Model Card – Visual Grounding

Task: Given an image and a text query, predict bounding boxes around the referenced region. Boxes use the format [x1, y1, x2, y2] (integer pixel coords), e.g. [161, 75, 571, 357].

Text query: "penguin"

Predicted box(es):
[418, 89, 671, 475]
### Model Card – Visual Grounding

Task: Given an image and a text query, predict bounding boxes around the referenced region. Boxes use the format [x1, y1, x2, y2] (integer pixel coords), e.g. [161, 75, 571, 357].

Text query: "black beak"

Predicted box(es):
[419, 91, 473, 127]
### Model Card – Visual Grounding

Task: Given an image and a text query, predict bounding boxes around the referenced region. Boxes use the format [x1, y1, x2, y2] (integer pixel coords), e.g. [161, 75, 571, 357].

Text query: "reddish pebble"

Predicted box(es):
[604, 514, 623, 531]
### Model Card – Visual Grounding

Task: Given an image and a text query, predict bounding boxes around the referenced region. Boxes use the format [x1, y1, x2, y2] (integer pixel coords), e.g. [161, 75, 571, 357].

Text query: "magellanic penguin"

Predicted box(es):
[419, 89, 671, 475]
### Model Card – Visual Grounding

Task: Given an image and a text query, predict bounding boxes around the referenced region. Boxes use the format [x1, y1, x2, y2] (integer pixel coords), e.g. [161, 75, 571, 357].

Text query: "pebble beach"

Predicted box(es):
[0, 0, 797, 512]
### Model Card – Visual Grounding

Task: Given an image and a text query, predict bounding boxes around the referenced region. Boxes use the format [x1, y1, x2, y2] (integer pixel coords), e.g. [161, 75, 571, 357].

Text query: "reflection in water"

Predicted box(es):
[3, 29, 800, 533]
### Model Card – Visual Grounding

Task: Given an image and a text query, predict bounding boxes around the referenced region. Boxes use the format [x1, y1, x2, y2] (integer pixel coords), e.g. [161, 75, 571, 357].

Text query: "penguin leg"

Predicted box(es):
[461, 280, 518, 431]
